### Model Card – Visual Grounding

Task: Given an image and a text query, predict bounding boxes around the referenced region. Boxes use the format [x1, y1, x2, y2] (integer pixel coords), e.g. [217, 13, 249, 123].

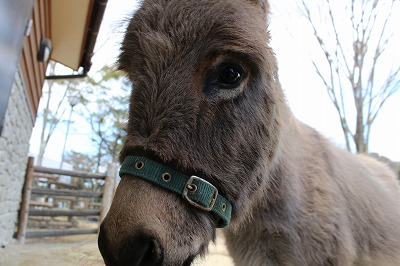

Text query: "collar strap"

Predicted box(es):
[119, 156, 232, 228]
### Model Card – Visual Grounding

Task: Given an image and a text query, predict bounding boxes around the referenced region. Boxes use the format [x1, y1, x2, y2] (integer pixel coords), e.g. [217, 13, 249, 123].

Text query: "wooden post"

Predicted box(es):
[16, 157, 35, 244]
[99, 163, 117, 222]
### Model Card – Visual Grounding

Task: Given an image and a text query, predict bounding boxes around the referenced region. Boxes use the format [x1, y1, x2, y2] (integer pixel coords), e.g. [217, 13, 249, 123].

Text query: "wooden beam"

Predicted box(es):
[32, 172, 58, 180]
[34, 166, 106, 180]
[47, 181, 79, 189]
[29, 209, 100, 217]
[31, 188, 102, 198]
[26, 229, 98, 238]
[100, 163, 117, 222]
[29, 201, 53, 208]
[17, 157, 35, 244]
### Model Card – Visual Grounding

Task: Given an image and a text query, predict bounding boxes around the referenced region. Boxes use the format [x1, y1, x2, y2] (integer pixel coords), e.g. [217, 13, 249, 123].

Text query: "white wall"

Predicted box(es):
[0, 68, 34, 246]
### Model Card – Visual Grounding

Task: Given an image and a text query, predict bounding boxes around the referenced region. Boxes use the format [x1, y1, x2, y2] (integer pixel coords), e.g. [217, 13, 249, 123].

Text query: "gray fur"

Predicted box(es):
[98, 0, 400, 265]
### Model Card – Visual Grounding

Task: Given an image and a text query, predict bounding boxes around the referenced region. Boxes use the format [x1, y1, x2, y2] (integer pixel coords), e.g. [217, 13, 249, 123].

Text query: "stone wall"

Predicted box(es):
[0, 68, 34, 246]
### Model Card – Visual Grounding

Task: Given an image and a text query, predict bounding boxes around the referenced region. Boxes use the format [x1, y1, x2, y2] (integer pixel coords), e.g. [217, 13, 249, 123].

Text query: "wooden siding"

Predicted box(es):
[19, 0, 50, 118]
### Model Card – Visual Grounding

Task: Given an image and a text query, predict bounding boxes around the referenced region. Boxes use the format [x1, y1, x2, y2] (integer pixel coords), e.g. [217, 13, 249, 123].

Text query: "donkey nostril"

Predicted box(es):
[142, 238, 163, 265]
[123, 232, 164, 266]
[98, 225, 163, 266]
[183, 255, 195, 266]
[98, 224, 117, 265]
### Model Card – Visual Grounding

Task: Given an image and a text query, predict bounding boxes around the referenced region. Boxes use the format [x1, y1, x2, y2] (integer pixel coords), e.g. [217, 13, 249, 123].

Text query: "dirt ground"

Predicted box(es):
[0, 231, 234, 266]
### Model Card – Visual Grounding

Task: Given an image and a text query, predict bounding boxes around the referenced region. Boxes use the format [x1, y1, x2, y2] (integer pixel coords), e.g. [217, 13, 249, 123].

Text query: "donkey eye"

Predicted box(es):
[203, 61, 246, 97]
[217, 63, 243, 88]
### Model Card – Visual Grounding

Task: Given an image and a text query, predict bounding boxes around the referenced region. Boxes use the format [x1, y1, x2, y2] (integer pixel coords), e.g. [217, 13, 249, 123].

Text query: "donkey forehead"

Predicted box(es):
[120, 0, 268, 76]
[133, 0, 266, 34]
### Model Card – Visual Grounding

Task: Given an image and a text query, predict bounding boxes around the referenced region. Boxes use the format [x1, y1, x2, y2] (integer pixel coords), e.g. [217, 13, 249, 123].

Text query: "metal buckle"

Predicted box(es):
[182, 176, 218, 212]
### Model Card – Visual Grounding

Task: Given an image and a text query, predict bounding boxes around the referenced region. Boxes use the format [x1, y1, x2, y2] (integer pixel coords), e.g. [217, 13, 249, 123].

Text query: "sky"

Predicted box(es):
[29, 0, 400, 164]
[269, 1, 400, 160]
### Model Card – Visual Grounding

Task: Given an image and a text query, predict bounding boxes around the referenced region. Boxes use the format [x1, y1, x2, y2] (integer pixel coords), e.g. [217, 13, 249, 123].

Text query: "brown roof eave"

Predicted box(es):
[80, 0, 108, 74]
[46, 0, 108, 80]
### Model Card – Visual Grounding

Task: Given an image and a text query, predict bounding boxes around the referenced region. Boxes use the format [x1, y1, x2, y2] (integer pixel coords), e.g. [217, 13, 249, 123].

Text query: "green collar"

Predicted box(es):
[119, 156, 232, 228]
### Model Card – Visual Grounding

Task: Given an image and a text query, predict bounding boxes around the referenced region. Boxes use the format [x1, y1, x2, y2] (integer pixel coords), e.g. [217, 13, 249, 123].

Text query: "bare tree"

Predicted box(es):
[36, 62, 88, 166]
[86, 97, 126, 170]
[37, 63, 69, 166]
[79, 65, 129, 170]
[299, 0, 400, 153]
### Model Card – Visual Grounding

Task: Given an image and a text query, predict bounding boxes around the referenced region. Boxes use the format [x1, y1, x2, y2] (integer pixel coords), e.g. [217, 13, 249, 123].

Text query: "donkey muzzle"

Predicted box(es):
[98, 226, 164, 266]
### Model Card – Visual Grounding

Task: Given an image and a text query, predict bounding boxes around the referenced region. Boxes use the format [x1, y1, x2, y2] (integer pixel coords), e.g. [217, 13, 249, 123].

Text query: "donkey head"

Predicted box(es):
[98, 0, 285, 265]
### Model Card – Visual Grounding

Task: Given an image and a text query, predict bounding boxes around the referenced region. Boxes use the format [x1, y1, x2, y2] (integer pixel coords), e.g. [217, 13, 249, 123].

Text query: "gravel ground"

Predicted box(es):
[0, 231, 234, 266]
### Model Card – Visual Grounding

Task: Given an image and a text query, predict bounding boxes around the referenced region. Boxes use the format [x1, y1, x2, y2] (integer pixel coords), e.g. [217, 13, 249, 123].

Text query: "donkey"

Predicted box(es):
[98, 0, 400, 265]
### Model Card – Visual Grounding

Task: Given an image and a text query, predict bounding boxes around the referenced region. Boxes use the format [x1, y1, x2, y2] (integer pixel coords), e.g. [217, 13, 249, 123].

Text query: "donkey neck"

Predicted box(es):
[224, 117, 317, 264]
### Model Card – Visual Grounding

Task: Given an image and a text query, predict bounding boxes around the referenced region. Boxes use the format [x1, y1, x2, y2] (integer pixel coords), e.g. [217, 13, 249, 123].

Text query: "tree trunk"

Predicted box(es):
[354, 109, 367, 153]
[37, 83, 53, 166]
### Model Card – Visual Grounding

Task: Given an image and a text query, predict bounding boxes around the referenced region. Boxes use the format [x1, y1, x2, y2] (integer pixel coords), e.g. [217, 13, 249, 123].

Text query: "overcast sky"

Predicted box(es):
[29, 0, 400, 163]
[269, 1, 400, 160]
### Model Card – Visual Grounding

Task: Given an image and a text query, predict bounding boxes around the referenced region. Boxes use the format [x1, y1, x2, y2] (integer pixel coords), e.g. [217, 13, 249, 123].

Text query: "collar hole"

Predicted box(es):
[221, 203, 227, 212]
[135, 161, 145, 170]
[161, 172, 172, 182]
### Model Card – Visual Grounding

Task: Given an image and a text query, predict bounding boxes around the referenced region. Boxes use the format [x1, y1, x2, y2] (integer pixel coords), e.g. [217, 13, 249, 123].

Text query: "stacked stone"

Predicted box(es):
[0, 69, 34, 246]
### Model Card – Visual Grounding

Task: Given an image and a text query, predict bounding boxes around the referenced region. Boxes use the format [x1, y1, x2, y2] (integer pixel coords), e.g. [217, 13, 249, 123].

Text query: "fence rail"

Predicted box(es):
[31, 188, 102, 198]
[34, 166, 107, 180]
[25, 229, 99, 238]
[16, 157, 117, 244]
[28, 209, 101, 217]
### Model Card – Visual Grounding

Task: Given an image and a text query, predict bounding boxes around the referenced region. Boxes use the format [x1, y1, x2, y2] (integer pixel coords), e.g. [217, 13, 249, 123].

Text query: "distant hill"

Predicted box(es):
[369, 153, 400, 179]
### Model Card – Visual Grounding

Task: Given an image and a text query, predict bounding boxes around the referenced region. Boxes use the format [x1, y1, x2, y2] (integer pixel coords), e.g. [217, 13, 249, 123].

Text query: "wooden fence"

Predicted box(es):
[16, 157, 117, 244]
